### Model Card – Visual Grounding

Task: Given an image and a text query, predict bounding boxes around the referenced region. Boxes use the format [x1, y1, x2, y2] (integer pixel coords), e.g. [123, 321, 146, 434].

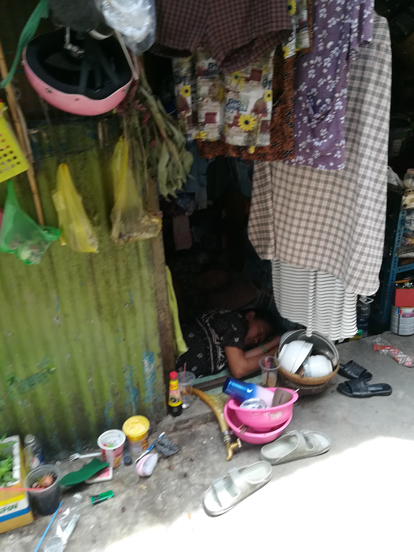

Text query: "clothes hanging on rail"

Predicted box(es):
[272, 260, 357, 341]
[249, 14, 391, 296]
[195, 0, 313, 161]
[173, 49, 276, 146]
[285, 0, 374, 170]
[151, 0, 292, 72]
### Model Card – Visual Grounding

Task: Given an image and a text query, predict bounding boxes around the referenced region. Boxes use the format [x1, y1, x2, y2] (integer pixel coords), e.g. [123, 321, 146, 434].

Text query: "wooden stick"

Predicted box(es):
[0, 38, 44, 225]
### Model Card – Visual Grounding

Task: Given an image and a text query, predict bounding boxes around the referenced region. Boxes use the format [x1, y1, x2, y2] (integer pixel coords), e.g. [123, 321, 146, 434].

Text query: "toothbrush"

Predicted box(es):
[135, 432, 165, 463]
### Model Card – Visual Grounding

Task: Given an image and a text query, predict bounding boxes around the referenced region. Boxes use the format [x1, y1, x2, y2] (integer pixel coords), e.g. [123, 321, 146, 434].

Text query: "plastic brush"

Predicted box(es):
[154, 434, 179, 457]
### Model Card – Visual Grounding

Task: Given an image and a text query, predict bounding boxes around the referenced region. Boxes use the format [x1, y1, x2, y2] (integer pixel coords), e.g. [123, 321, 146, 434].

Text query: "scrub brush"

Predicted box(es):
[154, 434, 179, 457]
[135, 432, 179, 463]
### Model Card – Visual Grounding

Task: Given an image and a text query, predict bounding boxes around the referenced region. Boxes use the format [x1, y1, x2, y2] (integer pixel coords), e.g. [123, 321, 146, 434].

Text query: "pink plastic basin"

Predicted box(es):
[224, 402, 293, 445]
[226, 387, 298, 432]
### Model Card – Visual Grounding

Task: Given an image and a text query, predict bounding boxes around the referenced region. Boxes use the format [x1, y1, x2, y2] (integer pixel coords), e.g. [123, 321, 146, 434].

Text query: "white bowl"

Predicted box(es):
[303, 355, 333, 377]
[278, 341, 313, 374]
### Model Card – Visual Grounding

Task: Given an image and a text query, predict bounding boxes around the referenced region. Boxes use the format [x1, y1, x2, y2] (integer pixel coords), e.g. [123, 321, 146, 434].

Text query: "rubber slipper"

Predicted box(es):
[203, 461, 272, 517]
[337, 378, 392, 398]
[259, 430, 330, 466]
[338, 360, 372, 381]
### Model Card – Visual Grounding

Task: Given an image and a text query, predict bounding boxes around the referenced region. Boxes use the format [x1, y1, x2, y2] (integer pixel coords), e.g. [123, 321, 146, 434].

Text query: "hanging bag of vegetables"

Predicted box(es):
[0, 181, 60, 265]
[53, 163, 98, 253]
[110, 136, 161, 244]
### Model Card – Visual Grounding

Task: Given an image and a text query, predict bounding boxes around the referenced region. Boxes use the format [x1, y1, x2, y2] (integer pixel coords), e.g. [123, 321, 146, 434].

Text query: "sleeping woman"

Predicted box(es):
[176, 308, 281, 379]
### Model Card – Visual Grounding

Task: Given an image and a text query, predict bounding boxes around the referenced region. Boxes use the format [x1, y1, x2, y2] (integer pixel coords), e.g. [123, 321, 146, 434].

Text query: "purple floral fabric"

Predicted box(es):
[287, 0, 374, 170]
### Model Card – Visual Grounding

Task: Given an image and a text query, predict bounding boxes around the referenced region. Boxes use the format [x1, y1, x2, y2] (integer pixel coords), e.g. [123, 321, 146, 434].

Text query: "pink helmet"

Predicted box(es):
[23, 28, 133, 116]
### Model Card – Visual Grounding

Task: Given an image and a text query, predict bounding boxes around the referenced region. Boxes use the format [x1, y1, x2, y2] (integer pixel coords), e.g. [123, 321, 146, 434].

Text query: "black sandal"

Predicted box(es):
[337, 378, 392, 398]
[338, 360, 373, 382]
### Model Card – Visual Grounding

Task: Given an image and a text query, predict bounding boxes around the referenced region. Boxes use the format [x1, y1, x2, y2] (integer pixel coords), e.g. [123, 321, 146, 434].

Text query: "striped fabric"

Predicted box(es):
[272, 260, 357, 341]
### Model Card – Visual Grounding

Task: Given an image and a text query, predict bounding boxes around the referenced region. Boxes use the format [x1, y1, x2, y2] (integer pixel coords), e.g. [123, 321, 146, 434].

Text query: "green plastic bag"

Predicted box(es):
[0, 181, 60, 265]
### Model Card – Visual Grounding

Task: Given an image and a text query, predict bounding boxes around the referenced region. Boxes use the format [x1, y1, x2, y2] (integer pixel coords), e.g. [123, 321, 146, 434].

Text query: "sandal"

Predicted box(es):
[338, 360, 372, 381]
[203, 461, 272, 516]
[259, 430, 330, 466]
[337, 378, 392, 398]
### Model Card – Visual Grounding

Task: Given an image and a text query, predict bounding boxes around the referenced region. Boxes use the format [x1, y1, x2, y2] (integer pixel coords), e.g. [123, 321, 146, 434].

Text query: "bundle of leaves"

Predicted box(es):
[117, 61, 193, 199]
[0, 435, 15, 487]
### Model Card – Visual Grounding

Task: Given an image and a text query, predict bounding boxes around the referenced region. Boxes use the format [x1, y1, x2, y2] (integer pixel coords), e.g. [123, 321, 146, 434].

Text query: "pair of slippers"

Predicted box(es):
[337, 360, 392, 398]
[204, 430, 330, 516]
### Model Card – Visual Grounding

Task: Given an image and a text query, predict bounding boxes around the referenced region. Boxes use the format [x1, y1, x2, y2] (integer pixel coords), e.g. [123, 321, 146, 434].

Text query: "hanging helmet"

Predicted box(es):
[23, 28, 133, 116]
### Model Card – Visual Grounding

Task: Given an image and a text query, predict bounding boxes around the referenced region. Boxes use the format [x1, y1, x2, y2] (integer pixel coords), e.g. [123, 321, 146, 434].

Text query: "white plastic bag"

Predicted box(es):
[42, 494, 82, 552]
[100, 0, 156, 53]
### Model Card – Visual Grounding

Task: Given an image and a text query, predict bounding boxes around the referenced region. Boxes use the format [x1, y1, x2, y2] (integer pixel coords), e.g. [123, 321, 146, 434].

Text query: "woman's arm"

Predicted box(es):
[225, 344, 279, 379]
[245, 335, 281, 358]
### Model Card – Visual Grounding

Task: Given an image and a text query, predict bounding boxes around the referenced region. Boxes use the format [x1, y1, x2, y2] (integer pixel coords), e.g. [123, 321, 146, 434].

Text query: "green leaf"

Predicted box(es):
[157, 142, 169, 191]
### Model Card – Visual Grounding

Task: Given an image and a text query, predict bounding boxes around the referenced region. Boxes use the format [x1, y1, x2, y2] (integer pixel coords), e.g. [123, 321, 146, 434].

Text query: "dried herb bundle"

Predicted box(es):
[118, 63, 193, 199]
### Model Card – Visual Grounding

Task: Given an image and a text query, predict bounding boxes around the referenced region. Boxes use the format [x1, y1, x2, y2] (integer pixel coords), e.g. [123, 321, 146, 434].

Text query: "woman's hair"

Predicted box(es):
[240, 308, 277, 333]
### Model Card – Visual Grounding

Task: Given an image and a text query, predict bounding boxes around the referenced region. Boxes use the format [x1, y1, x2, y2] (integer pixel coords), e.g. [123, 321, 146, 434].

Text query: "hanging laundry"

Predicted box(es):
[180, 142, 210, 210]
[151, 0, 292, 72]
[196, 0, 313, 161]
[286, 0, 374, 170]
[173, 50, 275, 147]
[282, 0, 311, 58]
[249, 14, 391, 296]
[196, 48, 295, 161]
[272, 260, 357, 341]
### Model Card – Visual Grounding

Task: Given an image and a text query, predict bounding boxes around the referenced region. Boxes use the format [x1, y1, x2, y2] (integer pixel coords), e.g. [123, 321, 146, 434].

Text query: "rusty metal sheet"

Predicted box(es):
[0, 123, 166, 457]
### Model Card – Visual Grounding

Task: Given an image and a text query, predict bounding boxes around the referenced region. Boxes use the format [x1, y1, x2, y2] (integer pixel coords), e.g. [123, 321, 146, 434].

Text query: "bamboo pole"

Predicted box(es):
[0, 38, 44, 225]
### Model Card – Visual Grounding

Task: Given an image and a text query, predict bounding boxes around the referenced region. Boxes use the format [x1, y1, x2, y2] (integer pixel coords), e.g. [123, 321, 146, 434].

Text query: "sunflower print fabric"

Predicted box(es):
[191, 0, 313, 161]
[172, 49, 275, 147]
[282, 0, 310, 59]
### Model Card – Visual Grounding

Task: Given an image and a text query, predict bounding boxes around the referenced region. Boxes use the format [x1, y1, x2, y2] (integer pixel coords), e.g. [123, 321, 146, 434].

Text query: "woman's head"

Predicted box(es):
[243, 309, 275, 347]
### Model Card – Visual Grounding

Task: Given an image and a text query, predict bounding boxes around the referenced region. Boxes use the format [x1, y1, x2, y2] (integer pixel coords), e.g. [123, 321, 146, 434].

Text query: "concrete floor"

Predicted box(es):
[3, 332, 414, 552]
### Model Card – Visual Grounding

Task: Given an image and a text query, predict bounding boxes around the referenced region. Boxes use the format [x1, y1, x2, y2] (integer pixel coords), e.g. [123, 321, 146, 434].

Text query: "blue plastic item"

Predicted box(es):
[222, 378, 274, 407]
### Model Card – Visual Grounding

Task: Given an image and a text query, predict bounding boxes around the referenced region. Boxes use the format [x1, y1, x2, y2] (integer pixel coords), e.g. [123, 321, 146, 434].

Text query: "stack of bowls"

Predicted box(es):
[224, 387, 298, 445]
[277, 330, 340, 396]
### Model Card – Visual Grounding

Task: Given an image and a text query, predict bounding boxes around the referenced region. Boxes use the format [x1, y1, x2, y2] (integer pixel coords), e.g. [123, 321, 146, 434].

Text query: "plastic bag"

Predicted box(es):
[110, 136, 161, 244]
[41, 493, 82, 552]
[387, 166, 403, 188]
[0, 181, 60, 265]
[53, 164, 98, 253]
[100, 0, 156, 54]
[373, 337, 414, 367]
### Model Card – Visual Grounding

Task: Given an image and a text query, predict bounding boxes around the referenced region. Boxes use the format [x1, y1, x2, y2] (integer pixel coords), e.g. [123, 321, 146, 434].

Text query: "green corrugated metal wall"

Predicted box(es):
[0, 122, 167, 456]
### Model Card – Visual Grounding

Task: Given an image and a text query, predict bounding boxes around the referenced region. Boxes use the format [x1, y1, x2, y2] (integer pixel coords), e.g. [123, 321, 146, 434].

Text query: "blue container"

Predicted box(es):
[222, 378, 274, 407]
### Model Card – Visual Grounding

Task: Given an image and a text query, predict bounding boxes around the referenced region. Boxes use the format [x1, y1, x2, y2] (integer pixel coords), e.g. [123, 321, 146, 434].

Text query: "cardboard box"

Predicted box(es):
[0, 436, 33, 534]
[394, 288, 414, 308]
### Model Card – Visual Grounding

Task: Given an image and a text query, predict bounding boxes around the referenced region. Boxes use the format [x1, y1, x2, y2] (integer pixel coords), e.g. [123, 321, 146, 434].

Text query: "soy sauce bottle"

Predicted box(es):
[168, 371, 182, 417]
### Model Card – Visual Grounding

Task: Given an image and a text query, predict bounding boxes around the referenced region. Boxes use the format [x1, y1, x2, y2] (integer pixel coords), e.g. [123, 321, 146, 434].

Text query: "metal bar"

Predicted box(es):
[396, 262, 414, 274]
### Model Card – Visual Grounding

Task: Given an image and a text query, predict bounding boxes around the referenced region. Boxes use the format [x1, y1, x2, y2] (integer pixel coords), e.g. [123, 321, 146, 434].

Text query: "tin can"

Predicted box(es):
[240, 398, 268, 410]
[23, 434, 45, 471]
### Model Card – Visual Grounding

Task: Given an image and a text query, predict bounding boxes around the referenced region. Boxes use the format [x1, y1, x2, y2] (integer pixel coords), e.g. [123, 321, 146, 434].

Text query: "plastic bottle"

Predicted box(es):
[222, 377, 274, 407]
[23, 434, 45, 472]
[168, 371, 182, 417]
[356, 296, 373, 338]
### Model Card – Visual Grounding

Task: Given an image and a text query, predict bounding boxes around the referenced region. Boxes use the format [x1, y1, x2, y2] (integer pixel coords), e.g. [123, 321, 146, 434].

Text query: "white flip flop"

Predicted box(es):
[260, 430, 330, 465]
[203, 461, 272, 517]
